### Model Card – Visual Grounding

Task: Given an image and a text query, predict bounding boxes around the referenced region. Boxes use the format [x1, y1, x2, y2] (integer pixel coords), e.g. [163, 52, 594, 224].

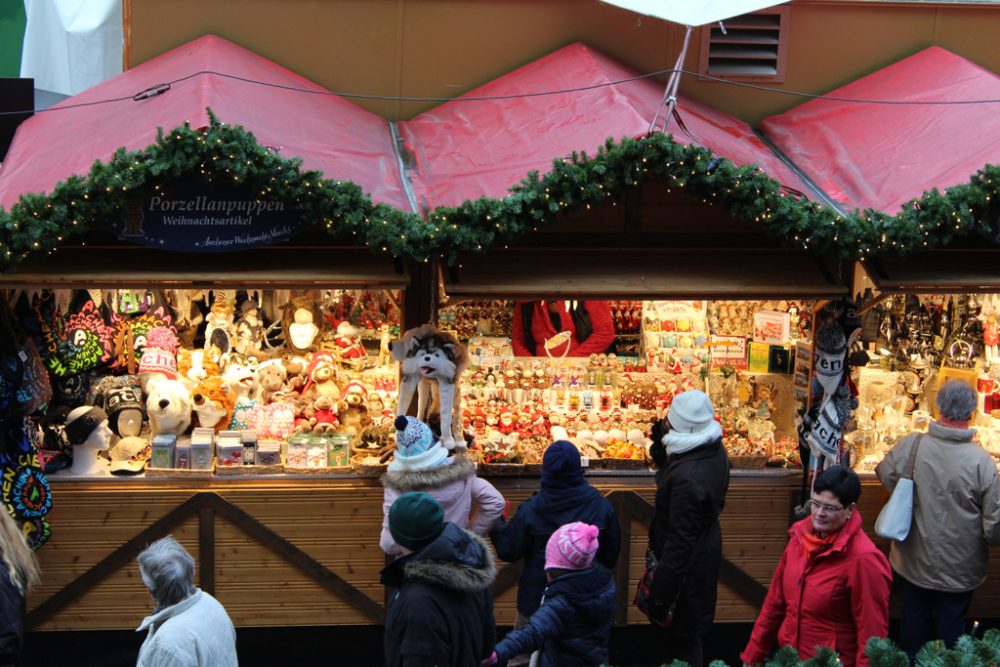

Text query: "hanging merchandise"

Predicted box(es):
[1, 417, 53, 550]
[33, 291, 114, 377]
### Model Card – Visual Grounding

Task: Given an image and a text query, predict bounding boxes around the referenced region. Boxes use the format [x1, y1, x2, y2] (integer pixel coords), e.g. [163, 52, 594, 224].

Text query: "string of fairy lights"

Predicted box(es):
[0, 88, 997, 268]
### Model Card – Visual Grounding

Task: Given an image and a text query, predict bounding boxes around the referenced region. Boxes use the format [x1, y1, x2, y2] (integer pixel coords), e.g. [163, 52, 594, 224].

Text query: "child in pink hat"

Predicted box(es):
[483, 522, 616, 666]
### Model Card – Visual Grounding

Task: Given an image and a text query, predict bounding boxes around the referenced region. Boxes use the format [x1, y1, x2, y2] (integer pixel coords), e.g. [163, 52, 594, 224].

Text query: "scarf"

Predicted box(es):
[663, 420, 723, 456]
[799, 527, 839, 567]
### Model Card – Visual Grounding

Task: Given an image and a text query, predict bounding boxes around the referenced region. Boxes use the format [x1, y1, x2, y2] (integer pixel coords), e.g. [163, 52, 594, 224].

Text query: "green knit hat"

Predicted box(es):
[389, 492, 445, 551]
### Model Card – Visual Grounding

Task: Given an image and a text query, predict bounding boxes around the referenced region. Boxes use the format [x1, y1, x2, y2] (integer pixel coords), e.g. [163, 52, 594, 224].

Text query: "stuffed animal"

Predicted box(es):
[177, 346, 221, 390]
[337, 381, 370, 435]
[254, 359, 287, 404]
[280, 353, 309, 393]
[303, 351, 340, 400]
[145, 376, 192, 436]
[390, 324, 469, 452]
[221, 352, 257, 430]
[190, 376, 235, 433]
[308, 395, 339, 434]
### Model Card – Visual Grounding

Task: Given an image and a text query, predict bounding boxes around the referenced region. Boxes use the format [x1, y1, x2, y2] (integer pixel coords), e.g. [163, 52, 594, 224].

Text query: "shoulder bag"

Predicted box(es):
[874, 434, 923, 541]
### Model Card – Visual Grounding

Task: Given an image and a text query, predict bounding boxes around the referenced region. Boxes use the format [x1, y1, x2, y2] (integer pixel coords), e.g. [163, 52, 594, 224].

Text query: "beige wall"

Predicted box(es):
[127, 0, 1000, 123]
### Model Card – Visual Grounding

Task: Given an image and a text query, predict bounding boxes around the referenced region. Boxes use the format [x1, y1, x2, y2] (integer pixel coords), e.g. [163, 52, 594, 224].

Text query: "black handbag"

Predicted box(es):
[633, 549, 674, 628]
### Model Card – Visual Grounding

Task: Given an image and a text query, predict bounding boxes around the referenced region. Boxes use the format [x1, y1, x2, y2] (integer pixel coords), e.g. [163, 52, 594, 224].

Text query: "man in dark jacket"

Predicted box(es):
[490, 440, 620, 664]
[647, 389, 730, 667]
[381, 492, 497, 667]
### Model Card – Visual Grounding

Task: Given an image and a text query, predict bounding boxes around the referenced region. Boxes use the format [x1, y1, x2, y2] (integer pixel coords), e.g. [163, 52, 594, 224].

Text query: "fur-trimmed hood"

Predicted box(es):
[382, 455, 476, 492]
[382, 523, 497, 594]
[403, 524, 496, 593]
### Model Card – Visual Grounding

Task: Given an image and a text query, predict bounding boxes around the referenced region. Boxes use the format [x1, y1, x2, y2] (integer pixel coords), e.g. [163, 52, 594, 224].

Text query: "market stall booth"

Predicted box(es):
[6, 33, 1000, 636]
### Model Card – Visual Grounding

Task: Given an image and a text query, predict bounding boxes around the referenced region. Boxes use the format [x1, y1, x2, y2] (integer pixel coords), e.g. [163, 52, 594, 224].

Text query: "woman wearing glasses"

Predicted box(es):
[740, 466, 891, 667]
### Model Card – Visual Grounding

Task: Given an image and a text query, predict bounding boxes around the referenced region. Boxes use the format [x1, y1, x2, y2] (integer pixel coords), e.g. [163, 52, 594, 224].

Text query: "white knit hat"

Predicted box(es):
[667, 390, 716, 435]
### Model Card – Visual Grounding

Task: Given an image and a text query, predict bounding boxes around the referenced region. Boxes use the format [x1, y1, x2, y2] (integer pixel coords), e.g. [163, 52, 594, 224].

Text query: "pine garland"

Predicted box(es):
[0, 110, 997, 270]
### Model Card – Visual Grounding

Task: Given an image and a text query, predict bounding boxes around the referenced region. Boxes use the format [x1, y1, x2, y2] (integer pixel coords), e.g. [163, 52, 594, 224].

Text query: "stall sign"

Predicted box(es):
[109, 176, 306, 252]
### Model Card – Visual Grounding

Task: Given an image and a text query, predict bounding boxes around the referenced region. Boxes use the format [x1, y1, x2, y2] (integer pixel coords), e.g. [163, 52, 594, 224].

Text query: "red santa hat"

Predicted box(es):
[302, 351, 336, 395]
[340, 381, 368, 401]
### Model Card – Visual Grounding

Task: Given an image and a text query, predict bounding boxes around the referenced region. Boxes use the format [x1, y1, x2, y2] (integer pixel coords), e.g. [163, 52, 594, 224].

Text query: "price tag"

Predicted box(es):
[18, 351, 27, 362]
[581, 456, 590, 468]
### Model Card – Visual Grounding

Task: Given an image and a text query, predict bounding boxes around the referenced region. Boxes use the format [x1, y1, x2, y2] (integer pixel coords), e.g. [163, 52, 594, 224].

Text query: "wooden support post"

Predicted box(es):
[609, 491, 632, 626]
[199, 502, 215, 596]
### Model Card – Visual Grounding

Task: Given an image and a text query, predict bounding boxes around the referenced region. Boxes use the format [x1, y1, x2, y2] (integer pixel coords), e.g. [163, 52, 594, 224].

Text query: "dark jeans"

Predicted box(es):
[899, 577, 974, 661]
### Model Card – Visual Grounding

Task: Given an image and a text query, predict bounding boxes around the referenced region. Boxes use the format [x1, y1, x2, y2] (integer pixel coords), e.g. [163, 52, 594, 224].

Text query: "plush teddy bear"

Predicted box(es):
[308, 394, 339, 434]
[302, 351, 339, 400]
[337, 381, 370, 435]
[254, 359, 287, 404]
[145, 376, 192, 436]
[280, 353, 309, 393]
[190, 376, 235, 433]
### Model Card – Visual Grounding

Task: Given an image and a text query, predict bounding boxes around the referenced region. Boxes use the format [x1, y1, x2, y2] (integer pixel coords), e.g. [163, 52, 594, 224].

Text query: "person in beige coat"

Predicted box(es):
[876, 380, 1000, 659]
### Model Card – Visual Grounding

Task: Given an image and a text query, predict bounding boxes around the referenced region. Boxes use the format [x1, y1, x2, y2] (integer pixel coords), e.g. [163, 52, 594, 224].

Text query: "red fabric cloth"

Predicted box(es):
[510, 301, 615, 357]
[740, 512, 891, 667]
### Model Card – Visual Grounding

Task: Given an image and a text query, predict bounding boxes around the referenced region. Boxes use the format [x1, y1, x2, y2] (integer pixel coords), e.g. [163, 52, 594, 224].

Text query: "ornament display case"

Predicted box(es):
[437, 298, 812, 471]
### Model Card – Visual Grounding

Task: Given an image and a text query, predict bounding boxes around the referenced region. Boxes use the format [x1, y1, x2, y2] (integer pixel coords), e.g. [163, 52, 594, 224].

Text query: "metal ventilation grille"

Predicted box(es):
[700, 9, 789, 81]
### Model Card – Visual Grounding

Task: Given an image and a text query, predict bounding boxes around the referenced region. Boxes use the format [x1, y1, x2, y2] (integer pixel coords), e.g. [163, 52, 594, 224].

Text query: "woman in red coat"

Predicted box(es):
[740, 466, 891, 667]
[511, 300, 615, 357]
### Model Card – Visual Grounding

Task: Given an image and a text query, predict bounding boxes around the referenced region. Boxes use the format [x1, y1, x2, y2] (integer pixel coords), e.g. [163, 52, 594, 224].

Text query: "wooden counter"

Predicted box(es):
[25, 471, 1000, 632]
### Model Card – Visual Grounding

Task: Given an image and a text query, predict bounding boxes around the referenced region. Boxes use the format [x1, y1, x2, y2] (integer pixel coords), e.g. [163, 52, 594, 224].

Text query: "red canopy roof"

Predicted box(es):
[399, 42, 816, 208]
[759, 46, 1000, 214]
[0, 34, 409, 210]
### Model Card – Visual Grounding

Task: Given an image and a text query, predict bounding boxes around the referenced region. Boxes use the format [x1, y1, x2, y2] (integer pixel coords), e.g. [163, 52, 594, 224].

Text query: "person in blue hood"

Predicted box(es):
[483, 522, 616, 666]
[490, 440, 620, 665]
[381, 492, 497, 667]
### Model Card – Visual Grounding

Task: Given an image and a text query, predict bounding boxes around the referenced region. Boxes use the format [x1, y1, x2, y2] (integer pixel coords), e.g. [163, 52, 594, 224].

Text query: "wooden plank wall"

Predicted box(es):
[27, 475, 1000, 631]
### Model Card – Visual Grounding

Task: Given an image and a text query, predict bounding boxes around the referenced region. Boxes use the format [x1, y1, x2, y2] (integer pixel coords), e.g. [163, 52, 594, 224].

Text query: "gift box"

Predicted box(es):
[150, 434, 176, 469]
[328, 433, 351, 467]
[257, 441, 281, 466]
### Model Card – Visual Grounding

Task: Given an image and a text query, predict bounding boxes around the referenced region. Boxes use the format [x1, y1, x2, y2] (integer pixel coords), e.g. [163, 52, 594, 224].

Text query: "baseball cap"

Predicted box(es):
[108, 436, 151, 474]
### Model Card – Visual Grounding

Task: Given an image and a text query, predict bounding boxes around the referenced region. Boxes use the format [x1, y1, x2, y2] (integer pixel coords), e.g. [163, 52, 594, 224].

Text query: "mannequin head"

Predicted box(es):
[66, 406, 112, 476]
[66, 406, 112, 450]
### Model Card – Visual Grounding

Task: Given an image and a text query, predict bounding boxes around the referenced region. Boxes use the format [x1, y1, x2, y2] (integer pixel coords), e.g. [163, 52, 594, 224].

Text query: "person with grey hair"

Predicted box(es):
[135, 536, 237, 666]
[876, 380, 1000, 660]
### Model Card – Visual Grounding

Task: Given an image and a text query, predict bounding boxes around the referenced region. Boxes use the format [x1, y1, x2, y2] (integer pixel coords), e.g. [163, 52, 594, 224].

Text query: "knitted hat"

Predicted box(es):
[388, 415, 449, 472]
[541, 440, 584, 489]
[667, 389, 716, 435]
[545, 522, 600, 571]
[104, 388, 144, 438]
[138, 326, 179, 380]
[388, 492, 445, 551]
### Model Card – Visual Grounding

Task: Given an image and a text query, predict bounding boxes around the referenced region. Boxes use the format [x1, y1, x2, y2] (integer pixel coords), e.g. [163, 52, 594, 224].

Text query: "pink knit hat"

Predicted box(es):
[544, 522, 600, 571]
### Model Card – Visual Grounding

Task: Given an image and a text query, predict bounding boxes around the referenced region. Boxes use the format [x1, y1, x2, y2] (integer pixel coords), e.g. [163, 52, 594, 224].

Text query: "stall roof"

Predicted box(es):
[0, 246, 408, 290]
[444, 248, 846, 300]
[398, 42, 820, 209]
[0, 34, 409, 211]
[759, 47, 1000, 214]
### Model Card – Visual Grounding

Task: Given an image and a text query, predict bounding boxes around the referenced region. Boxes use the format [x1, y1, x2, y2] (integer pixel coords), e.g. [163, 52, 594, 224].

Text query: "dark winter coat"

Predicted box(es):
[490, 482, 620, 616]
[494, 564, 616, 667]
[381, 522, 497, 667]
[648, 438, 730, 637]
[0, 568, 24, 666]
